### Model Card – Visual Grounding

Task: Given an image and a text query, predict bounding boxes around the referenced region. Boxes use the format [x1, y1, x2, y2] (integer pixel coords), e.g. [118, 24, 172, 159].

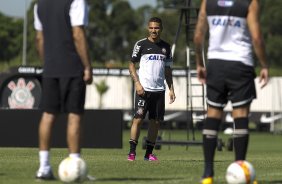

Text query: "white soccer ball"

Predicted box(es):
[226, 160, 256, 184]
[58, 157, 88, 183]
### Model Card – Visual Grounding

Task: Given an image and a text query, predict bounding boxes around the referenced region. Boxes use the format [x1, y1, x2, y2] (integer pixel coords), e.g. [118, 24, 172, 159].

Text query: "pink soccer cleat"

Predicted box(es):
[144, 154, 158, 161]
[127, 153, 136, 161]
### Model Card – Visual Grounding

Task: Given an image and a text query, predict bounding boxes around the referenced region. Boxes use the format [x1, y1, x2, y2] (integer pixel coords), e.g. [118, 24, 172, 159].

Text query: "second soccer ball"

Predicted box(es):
[58, 157, 88, 183]
[225, 160, 256, 184]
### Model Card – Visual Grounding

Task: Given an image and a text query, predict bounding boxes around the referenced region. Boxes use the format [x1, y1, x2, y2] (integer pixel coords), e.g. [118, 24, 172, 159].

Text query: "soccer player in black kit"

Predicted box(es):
[127, 17, 176, 161]
[34, 0, 92, 180]
[194, 0, 269, 183]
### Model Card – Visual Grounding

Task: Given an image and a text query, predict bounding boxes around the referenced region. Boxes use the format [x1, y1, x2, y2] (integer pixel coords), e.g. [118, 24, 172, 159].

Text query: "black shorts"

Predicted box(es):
[206, 59, 256, 109]
[41, 76, 86, 114]
[133, 91, 165, 121]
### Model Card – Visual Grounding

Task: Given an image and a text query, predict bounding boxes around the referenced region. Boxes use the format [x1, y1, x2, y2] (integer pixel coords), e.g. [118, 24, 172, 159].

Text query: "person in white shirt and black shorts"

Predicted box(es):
[194, 0, 269, 183]
[34, 0, 92, 180]
[127, 17, 176, 162]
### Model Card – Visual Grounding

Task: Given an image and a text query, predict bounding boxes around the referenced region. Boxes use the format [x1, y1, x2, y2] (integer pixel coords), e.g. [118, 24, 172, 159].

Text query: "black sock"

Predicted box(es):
[202, 118, 221, 177]
[129, 139, 138, 154]
[234, 118, 249, 161]
[144, 140, 155, 158]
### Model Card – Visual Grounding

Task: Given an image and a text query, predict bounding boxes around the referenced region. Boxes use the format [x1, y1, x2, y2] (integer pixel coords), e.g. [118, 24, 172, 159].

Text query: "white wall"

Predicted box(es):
[85, 76, 282, 113]
[85, 76, 132, 109]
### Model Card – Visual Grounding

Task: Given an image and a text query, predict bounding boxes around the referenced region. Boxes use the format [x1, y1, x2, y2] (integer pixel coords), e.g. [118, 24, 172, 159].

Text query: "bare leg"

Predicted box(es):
[130, 118, 143, 141]
[147, 119, 160, 142]
[143, 119, 160, 159]
[128, 118, 143, 157]
[67, 113, 82, 154]
[207, 107, 223, 119]
[37, 112, 56, 175]
[39, 112, 56, 150]
[232, 106, 250, 119]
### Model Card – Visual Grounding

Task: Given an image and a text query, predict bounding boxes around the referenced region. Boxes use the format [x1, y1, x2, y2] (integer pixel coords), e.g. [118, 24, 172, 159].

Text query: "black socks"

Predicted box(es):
[202, 118, 221, 177]
[145, 140, 155, 158]
[129, 139, 138, 154]
[233, 117, 249, 161]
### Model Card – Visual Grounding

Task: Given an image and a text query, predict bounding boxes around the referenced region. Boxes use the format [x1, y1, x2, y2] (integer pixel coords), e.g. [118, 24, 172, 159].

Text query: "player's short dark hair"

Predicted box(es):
[148, 17, 163, 27]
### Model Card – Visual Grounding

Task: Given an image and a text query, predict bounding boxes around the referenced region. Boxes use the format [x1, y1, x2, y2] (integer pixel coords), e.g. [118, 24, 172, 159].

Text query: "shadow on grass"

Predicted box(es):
[165, 159, 228, 162]
[259, 181, 282, 184]
[95, 177, 184, 182]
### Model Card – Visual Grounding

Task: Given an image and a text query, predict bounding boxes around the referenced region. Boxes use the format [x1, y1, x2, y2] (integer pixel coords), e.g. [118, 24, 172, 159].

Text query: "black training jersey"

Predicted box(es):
[36, 0, 85, 77]
[206, 0, 253, 66]
[131, 38, 172, 92]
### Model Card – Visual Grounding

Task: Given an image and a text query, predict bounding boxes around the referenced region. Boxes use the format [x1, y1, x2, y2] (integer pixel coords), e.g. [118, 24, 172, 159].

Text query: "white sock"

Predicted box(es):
[39, 150, 50, 172]
[69, 153, 80, 158]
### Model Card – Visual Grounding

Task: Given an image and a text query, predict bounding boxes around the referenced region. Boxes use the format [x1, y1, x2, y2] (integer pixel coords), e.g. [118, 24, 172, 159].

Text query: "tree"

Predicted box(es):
[26, 0, 40, 66]
[87, 0, 114, 63]
[108, 1, 140, 63]
[156, 0, 200, 9]
[0, 13, 23, 63]
[87, 0, 142, 65]
[261, 0, 282, 67]
[94, 79, 109, 108]
[1, 0, 281, 72]
[156, 0, 200, 67]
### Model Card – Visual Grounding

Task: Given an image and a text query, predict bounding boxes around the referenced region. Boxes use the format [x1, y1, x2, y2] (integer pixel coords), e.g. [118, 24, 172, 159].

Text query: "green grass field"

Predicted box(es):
[0, 130, 282, 184]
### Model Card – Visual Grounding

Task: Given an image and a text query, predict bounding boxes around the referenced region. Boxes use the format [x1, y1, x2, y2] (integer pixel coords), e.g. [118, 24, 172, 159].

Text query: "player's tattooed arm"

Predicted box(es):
[129, 62, 140, 83]
[194, 0, 208, 68]
[129, 61, 145, 96]
[193, 0, 208, 84]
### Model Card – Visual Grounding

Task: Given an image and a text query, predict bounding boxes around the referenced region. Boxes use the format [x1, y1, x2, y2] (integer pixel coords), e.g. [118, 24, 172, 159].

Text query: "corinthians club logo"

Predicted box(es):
[7, 78, 35, 109]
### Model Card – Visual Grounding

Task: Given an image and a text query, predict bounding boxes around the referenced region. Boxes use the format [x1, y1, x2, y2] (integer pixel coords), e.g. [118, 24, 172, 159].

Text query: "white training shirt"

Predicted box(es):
[34, 0, 89, 31]
[207, 15, 253, 66]
[131, 38, 173, 92]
